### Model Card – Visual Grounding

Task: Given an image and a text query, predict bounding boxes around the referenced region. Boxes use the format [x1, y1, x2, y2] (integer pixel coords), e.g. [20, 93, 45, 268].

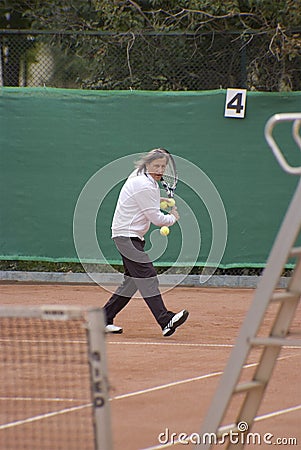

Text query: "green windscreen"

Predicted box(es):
[1, 87, 300, 268]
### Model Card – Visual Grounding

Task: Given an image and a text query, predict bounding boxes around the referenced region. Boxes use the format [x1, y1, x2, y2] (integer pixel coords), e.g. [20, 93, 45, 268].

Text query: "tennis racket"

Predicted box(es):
[160, 150, 178, 198]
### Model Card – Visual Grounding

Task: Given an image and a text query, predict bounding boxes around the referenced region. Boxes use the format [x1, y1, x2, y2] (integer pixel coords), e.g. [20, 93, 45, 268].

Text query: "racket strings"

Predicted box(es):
[162, 173, 174, 184]
[162, 160, 177, 188]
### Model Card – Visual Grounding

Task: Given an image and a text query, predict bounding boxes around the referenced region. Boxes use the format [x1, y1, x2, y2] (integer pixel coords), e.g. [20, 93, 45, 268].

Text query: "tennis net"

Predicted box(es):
[0, 305, 112, 450]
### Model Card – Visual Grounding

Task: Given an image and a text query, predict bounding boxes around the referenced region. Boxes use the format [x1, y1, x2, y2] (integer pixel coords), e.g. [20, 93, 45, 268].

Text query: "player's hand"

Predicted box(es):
[170, 206, 180, 221]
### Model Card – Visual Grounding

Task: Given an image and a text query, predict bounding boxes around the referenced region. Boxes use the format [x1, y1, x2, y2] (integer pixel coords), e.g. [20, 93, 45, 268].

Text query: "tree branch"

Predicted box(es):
[127, 0, 154, 29]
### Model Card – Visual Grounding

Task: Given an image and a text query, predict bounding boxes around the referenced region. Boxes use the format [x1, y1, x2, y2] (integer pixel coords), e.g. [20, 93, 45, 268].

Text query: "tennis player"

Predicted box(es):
[104, 148, 189, 336]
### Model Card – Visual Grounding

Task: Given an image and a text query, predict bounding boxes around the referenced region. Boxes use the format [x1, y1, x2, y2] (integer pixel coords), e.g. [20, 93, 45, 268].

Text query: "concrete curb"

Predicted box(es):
[0, 271, 290, 289]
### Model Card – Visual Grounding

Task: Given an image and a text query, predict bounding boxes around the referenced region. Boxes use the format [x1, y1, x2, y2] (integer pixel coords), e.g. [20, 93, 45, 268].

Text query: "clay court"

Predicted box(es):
[0, 283, 300, 449]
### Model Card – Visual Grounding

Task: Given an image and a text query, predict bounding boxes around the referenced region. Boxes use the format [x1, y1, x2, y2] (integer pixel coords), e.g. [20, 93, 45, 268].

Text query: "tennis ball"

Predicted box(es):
[160, 201, 168, 210]
[160, 226, 170, 236]
[167, 198, 176, 207]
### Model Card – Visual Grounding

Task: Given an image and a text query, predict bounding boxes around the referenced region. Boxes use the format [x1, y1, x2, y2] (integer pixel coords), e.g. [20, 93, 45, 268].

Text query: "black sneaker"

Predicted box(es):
[162, 310, 189, 337]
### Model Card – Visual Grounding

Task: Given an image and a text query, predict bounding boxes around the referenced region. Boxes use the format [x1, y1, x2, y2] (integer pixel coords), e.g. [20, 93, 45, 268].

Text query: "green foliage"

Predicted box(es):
[0, 260, 293, 277]
[1, 1, 300, 91]
[2, 0, 300, 32]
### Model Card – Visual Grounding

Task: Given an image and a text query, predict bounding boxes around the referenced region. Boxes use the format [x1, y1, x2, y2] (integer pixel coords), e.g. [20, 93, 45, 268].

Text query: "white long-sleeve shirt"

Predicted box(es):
[111, 170, 176, 239]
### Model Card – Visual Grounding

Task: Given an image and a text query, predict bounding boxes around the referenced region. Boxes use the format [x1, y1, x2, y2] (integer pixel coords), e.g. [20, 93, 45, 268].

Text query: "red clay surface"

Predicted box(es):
[0, 283, 300, 449]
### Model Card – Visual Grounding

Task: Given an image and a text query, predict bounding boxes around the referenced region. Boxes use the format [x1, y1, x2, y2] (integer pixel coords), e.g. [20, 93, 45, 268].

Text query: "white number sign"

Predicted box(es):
[224, 88, 247, 119]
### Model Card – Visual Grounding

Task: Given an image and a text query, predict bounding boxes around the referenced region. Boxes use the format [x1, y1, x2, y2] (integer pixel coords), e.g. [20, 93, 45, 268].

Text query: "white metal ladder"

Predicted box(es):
[198, 113, 301, 450]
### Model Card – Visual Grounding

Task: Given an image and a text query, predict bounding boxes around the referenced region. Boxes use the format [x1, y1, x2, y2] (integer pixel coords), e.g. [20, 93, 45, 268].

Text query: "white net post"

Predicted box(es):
[87, 308, 113, 450]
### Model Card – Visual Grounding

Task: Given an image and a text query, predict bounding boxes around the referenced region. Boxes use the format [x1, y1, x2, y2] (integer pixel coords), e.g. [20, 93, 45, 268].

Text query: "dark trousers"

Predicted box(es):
[103, 237, 174, 329]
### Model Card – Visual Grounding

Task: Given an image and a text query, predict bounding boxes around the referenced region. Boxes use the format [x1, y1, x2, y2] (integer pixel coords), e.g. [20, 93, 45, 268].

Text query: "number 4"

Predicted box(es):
[224, 88, 247, 119]
[227, 93, 244, 114]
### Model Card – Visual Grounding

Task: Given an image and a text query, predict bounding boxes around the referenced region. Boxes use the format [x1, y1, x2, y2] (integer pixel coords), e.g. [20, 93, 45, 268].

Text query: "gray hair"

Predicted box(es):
[135, 148, 170, 174]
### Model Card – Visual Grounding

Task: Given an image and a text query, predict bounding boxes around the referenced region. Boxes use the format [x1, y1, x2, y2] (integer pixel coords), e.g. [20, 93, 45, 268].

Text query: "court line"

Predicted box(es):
[108, 340, 301, 349]
[1, 355, 297, 407]
[0, 338, 233, 348]
[1, 338, 300, 349]
[0, 338, 86, 344]
[254, 404, 301, 422]
[0, 364, 247, 429]
[0, 355, 298, 431]
[141, 404, 301, 449]
[0, 396, 83, 402]
[111, 370, 224, 401]
[109, 355, 296, 401]
[0, 403, 91, 430]
[108, 341, 234, 348]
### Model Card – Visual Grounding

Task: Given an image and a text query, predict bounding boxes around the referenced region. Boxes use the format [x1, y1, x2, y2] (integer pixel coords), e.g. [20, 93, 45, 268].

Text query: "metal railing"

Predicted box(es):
[1, 29, 300, 91]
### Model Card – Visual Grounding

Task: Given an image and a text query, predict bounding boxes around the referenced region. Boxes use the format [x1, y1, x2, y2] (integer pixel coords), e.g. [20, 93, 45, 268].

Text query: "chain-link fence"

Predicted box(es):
[0, 29, 300, 91]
